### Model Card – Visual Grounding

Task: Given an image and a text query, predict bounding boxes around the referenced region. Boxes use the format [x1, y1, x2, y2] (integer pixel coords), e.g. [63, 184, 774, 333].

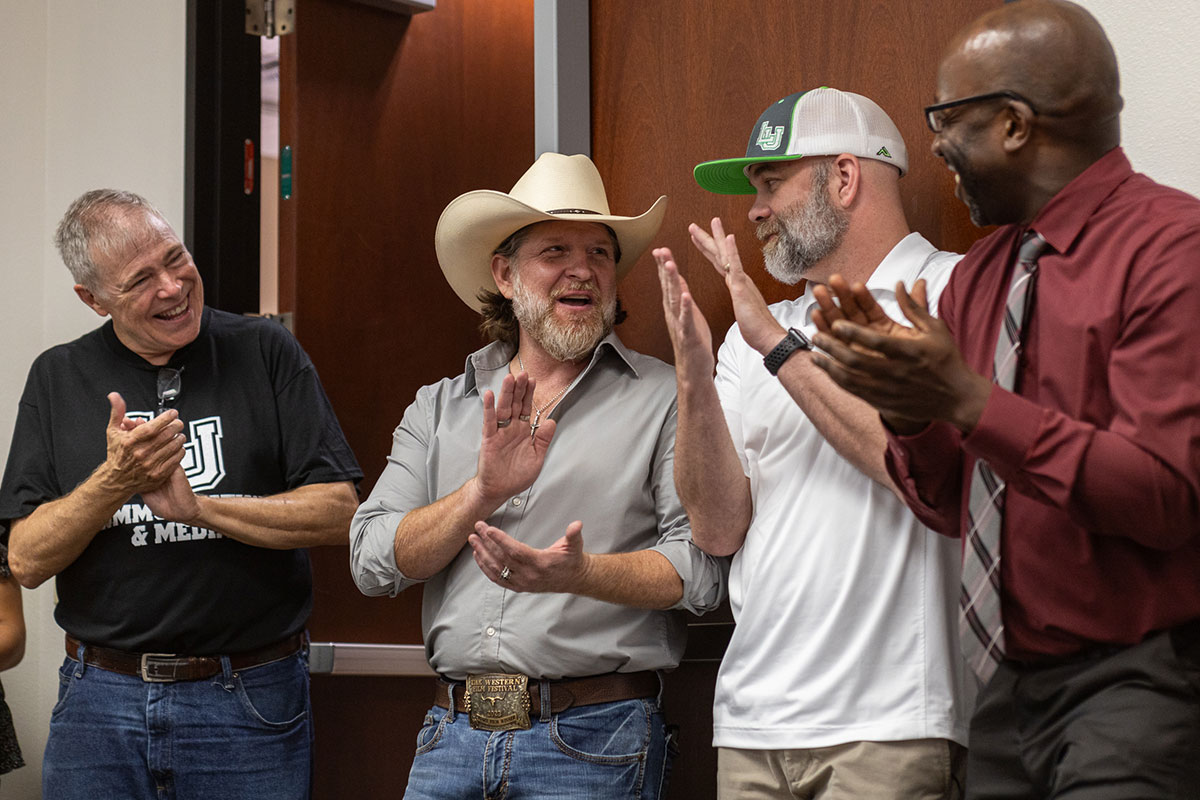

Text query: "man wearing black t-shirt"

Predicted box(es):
[0, 189, 362, 799]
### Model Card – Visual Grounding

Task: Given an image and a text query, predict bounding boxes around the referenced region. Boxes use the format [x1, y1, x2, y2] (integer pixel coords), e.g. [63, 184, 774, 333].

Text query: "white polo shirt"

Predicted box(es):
[712, 233, 974, 749]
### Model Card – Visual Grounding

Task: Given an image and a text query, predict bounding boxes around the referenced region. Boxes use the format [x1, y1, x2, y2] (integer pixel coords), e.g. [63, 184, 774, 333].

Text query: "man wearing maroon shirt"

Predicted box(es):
[809, 1, 1200, 798]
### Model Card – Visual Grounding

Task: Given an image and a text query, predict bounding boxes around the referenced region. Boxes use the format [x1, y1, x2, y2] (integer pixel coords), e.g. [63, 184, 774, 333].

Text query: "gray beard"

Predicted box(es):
[511, 273, 616, 363]
[758, 169, 849, 285]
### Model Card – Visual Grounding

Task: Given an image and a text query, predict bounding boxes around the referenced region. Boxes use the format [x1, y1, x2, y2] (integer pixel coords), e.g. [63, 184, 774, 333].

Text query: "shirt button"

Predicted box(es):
[511, 497, 522, 507]
[486, 626, 496, 637]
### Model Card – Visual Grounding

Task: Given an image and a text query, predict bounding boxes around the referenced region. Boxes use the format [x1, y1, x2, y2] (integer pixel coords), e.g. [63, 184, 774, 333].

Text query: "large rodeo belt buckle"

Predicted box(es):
[465, 672, 532, 731]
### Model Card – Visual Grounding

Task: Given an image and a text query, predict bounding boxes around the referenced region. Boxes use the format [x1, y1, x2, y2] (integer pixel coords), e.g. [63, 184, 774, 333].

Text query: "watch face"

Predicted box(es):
[790, 327, 813, 350]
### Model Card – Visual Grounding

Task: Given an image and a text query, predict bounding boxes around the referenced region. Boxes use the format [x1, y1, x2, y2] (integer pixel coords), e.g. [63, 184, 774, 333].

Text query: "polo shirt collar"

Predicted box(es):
[864, 232, 938, 294]
[798, 232, 935, 324]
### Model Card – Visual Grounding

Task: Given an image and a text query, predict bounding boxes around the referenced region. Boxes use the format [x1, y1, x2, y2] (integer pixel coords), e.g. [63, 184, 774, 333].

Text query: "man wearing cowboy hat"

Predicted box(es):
[350, 152, 727, 799]
[655, 88, 973, 797]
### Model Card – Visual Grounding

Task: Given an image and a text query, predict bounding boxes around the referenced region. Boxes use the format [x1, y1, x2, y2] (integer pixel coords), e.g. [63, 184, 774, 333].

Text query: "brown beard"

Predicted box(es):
[511, 273, 616, 362]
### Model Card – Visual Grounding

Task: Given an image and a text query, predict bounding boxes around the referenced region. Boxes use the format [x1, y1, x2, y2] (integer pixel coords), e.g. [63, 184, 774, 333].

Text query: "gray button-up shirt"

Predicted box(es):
[350, 334, 727, 680]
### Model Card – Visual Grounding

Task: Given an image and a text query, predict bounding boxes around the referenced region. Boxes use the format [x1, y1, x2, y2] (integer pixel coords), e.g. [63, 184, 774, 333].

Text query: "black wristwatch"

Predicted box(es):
[763, 327, 813, 376]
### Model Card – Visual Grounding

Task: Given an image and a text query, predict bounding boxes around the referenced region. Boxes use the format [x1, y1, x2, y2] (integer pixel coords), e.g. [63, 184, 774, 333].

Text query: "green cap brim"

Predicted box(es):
[693, 154, 806, 195]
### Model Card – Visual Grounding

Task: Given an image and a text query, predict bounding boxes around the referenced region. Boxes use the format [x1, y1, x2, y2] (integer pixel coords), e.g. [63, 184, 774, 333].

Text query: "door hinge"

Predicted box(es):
[246, 0, 295, 37]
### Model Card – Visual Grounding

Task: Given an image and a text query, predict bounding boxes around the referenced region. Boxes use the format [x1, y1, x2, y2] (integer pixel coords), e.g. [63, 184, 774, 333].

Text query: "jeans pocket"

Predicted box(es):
[415, 707, 448, 756]
[232, 655, 310, 729]
[50, 659, 79, 717]
[550, 699, 652, 765]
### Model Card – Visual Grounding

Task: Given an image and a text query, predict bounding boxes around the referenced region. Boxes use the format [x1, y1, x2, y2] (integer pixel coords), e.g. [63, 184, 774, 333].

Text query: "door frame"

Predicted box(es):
[185, 0, 262, 313]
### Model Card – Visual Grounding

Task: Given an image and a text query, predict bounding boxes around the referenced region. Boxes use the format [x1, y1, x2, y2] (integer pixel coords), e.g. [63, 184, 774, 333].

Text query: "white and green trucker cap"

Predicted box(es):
[693, 87, 908, 195]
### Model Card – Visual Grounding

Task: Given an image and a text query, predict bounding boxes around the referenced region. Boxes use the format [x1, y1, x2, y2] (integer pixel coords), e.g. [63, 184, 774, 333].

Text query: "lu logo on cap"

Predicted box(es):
[756, 122, 785, 151]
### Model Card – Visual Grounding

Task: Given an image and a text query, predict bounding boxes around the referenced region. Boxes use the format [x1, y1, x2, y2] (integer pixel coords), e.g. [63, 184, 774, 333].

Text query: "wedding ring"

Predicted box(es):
[496, 418, 512, 428]
[723, 262, 731, 272]
[518, 414, 531, 422]
[500, 566, 512, 581]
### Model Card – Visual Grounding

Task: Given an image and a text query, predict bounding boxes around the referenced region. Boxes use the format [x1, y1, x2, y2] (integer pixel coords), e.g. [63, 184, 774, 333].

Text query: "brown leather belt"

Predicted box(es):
[65, 633, 304, 683]
[435, 670, 659, 716]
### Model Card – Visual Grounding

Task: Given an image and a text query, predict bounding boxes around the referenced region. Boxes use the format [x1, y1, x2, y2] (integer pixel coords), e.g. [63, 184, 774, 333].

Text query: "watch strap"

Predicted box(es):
[763, 327, 812, 376]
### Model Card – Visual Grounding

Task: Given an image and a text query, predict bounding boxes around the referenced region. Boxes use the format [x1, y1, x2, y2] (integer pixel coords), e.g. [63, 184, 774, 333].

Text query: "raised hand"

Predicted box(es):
[689, 217, 785, 354]
[468, 519, 586, 593]
[101, 392, 186, 496]
[474, 372, 554, 506]
[655, 246, 715, 380]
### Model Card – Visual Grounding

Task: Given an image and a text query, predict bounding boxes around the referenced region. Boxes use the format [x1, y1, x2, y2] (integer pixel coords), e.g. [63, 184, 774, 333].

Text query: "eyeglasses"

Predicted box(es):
[924, 91, 1038, 133]
[156, 367, 183, 416]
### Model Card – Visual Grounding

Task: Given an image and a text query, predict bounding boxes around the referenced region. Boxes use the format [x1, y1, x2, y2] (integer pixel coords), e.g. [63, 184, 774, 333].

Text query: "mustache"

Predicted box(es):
[756, 219, 781, 242]
[551, 280, 599, 299]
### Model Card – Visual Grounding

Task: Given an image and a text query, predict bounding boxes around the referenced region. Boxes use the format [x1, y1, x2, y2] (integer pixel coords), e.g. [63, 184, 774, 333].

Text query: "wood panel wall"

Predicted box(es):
[591, 0, 995, 365]
[279, 0, 535, 795]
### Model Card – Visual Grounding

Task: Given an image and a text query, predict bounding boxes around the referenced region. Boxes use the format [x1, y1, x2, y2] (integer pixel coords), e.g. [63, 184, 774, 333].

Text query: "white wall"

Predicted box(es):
[0, 1, 1196, 798]
[1079, 0, 1200, 197]
[0, 2, 185, 797]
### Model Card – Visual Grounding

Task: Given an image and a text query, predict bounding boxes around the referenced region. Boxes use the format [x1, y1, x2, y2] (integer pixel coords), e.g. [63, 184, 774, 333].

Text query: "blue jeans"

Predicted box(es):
[404, 695, 675, 799]
[43, 648, 312, 800]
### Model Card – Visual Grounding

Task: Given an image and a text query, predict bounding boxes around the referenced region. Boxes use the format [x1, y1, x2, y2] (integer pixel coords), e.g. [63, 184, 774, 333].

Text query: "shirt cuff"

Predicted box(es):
[884, 419, 963, 534]
[962, 385, 1043, 476]
[651, 539, 727, 614]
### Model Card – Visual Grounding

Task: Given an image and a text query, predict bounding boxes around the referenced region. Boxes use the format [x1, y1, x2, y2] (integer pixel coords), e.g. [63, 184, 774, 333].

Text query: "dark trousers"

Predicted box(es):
[967, 625, 1200, 799]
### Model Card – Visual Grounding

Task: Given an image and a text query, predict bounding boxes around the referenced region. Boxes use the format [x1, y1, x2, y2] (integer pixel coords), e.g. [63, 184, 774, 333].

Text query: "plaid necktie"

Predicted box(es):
[960, 231, 1048, 684]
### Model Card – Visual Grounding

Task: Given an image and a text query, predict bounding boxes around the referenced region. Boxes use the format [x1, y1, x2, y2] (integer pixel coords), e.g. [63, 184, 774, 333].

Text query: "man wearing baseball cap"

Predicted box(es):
[350, 152, 726, 799]
[655, 87, 973, 797]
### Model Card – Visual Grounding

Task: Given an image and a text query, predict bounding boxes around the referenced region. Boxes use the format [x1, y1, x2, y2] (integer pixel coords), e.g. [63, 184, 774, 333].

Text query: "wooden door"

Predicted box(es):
[277, 0, 536, 796]
[278, 0, 996, 797]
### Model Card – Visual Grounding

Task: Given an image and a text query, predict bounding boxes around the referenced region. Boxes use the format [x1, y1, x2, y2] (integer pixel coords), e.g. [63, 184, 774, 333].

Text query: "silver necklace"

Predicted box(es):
[516, 352, 570, 438]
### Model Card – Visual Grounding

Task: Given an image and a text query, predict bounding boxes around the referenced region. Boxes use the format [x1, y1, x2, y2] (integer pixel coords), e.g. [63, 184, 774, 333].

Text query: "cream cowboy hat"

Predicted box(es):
[435, 152, 668, 311]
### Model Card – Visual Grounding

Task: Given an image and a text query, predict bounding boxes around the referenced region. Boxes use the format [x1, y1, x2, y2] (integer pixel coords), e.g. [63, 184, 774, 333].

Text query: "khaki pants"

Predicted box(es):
[718, 739, 966, 800]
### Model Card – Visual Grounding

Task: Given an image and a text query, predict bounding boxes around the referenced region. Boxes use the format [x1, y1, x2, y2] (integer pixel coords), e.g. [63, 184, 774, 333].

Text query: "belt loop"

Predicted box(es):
[538, 679, 552, 723]
[74, 642, 87, 678]
[219, 655, 235, 690]
[654, 670, 665, 708]
[446, 682, 456, 723]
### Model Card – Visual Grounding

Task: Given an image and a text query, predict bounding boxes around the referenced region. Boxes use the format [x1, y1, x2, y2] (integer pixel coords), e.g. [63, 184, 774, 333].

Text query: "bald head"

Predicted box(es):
[941, 0, 1122, 151]
[930, 0, 1125, 225]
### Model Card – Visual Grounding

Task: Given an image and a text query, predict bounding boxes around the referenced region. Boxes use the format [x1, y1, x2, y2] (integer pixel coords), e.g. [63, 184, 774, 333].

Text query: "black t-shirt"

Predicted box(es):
[0, 308, 362, 653]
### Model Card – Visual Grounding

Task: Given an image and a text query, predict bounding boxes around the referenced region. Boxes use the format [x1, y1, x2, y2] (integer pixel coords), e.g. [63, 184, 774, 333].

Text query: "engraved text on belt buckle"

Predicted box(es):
[465, 673, 532, 731]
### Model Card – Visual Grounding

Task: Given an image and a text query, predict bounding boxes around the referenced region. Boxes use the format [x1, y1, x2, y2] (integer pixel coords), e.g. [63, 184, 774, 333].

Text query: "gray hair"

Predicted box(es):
[55, 189, 172, 291]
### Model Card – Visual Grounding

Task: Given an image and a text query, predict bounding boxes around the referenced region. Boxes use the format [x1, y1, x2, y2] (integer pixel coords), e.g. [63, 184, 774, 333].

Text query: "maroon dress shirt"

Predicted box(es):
[887, 147, 1200, 660]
